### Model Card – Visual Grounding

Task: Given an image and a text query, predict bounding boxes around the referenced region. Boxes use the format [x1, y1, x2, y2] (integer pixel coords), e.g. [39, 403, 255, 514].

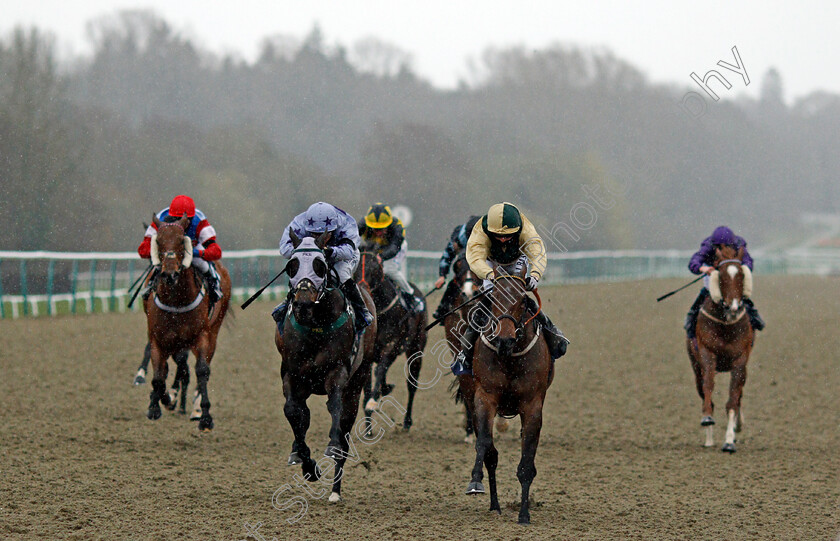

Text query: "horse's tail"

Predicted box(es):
[448, 377, 464, 405]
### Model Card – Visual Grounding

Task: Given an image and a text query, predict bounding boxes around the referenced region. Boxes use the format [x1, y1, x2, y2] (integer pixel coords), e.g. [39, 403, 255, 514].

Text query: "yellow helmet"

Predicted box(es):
[364, 203, 393, 229]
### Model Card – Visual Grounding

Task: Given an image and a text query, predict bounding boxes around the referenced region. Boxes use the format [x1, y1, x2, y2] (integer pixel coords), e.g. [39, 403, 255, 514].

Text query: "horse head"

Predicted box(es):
[710, 245, 752, 323]
[489, 261, 528, 357]
[453, 254, 477, 299]
[355, 248, 385, 289]
[151, 214, 193, 285]
[287, 229, 331, 320]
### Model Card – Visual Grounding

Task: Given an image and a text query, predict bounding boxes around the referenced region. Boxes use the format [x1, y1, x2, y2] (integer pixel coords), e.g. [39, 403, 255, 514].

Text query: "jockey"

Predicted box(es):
[273, 202, 373, 335]
[453, 202, 568, 375]
[358, 203, 424, 313]
[432, 215, 481, 320]
[685, 225, 765, 338]
[138, 195, 223, 304]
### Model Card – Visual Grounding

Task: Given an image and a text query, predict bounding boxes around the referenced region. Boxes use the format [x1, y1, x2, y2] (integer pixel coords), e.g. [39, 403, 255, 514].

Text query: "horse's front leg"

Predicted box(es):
[367, 344, 398, 410]
[147, 342, 169, 420]
[466, 389, 497, 507]
[723, 358, 748, 453]
[324, 365, 349, 459]
[283, 379, 320, 481]
[698, 347, 717, 447]
[167, 349, 189, 412]
[193, 333, 213, 432]
[328, 362, 368, 503]
[134, 342, 151, 385]
[402, 349, 422, 431]
[517, 400, 544, 524]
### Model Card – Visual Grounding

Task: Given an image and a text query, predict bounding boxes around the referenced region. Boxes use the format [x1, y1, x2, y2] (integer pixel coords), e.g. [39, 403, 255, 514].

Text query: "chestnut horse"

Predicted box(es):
[687, 245, 754, 452]
[461, 262, 553, 524]
[144, 215, 231, 431]
[355, 251, 427, 431]
[276, 231, 377, 503]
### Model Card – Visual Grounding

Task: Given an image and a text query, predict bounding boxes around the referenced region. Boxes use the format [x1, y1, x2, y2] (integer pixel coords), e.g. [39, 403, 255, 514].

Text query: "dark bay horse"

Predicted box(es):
[133, 343, 191, 414]
[354, 250, 427, 431]
[460, 262, 553, 524]
[687, 245, 755, 452]
[444, 254, 481, 442]
[144, 215, 231, 432]
[276, 231, 377, 503]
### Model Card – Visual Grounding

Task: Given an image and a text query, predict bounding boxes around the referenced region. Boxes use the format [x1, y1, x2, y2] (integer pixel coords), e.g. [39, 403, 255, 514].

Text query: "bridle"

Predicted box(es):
[487, 274, 541, 341]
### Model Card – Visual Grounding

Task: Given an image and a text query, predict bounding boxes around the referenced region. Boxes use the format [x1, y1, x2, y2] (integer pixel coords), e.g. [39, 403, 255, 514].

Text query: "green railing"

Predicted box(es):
[1, 248, 838, 319]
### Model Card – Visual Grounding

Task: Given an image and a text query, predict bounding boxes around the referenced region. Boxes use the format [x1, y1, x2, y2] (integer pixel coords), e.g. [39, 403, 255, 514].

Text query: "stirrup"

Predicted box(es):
[451, 350, 472, 376]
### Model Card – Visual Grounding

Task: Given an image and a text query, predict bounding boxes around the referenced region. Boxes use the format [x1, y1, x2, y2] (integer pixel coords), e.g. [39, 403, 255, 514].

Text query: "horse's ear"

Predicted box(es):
[315, 231, 332, 249]
[177, 215, 190, 232]
[152, 214, 161, 228]
[714, 246, 723, 265]
[289, 227, 301, 248]
[736, 246, 744, 262]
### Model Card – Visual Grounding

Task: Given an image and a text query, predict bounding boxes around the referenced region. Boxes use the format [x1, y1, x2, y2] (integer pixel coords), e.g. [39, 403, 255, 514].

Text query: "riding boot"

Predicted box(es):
[202, 264, 223, 304]
[271, 291, 293, 335]
[433, 279, 460, 320]
[452, 298, 490, 375]
[685, 287, 710, 339]
[401, 290, 425, 313]
[524, 296, 569, 359]
[341, 280, 374, 334]
[744, 298, 765, 331]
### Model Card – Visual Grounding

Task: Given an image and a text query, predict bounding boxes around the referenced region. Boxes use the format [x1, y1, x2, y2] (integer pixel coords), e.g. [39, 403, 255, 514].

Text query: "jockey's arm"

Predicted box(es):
[688, 238, 715, 274]
[518, 217, 546, 280]
[137, 221, 159, 259]
[438, 239, 457, 277]
[466, 226, 494, 281]
[195, 220, 221, 261]
[378, 223, 403, 260]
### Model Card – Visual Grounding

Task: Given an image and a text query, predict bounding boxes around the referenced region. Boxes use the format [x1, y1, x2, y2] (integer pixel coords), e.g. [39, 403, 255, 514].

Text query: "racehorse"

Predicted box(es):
[144, 215, 231, 431]
[460, 262, 554, 524]
[354, 250, 427, 431]
[276, 231, 377, 502]
[686, 245, 755, 453]
[443, 254, 480, 442]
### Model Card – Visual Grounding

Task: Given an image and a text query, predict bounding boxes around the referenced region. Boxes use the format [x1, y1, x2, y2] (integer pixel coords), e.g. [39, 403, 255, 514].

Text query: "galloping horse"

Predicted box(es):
[277, 231, 377, 502]
[144, 215, 231, 432]
[460, 262, 554, 524]
[133, 343, 191, 415]
[444, 254, 480, 442]
[354, 250, 427, 431]
[687, 245, 755, 452]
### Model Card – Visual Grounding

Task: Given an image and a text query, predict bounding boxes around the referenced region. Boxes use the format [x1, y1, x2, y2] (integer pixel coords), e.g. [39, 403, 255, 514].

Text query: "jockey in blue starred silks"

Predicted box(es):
[138, 194, 224, 304]
[432, 215, 481, 320]
[684, 225, 765, 338]
[272, 202, 373, 335]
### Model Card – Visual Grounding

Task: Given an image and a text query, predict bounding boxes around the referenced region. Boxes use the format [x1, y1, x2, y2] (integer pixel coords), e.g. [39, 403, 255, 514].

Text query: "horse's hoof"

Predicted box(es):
[328, 492, 341, 503]
[382, 383, 395, 396]
[133, 371, 146, 385]
[721, 443, 736, 453]
[365, 398, 378, 411]
[147, 406, 161, 420]
[324, 446, 342, 459]
[701, 416, 715, 426]
[402, 421, 412, 432]
[465, 481, 485, 495]
[288, 452, 301, 466]
[302, 462, 322, 482]
[518, 516, 531, 525]
[464, 434, 475, 444]
[198, 416, 214, 432]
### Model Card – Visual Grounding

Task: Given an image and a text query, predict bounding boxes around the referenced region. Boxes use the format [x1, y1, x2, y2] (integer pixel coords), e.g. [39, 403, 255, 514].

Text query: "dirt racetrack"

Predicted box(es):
[2, 276, 839, 540]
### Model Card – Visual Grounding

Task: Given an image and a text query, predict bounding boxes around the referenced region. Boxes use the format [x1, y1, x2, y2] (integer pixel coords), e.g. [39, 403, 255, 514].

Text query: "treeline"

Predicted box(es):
[2, 10, 838, 253]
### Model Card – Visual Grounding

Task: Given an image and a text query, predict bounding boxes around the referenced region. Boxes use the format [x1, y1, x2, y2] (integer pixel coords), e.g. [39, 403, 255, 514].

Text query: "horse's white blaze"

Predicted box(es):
[328, 492, 341, 503]
[365, 398, 379, 411]
[725, 409, 737, 446]
[462, 281, 474, 296]
[727, 265, 738, 279]
[704, 426, 714, 447]
[731, 299, 740, 312]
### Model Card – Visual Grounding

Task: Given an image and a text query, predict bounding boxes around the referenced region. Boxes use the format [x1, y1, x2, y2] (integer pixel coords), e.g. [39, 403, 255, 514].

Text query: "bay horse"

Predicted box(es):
[444, 254, 480, 442]
[460, 262, 553, 524]
[144, 215, 231, 431]
[133, 343, 191, 415]
[686, 245, 755, 453]
[276, 231, 377, 503]
[354, 250, 427, 431]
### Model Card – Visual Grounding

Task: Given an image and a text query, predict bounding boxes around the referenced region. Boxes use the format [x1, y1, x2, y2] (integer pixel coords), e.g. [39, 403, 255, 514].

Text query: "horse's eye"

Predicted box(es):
[313, 258, 327, 278]
[286, 259, 300, 277]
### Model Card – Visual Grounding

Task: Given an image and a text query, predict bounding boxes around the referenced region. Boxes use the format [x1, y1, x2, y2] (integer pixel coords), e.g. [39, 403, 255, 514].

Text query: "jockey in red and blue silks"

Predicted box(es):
[272, 202, 373, 335]
[684, 225, 764, 338]
[137, 194, 224, 303]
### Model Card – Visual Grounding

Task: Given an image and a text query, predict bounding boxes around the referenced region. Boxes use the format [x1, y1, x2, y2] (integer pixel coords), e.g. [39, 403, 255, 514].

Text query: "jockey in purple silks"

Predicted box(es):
[685, 225, 765, 338]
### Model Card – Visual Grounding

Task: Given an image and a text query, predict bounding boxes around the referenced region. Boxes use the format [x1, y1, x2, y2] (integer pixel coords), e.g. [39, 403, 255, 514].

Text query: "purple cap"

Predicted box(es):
[711, 226, 736, 246]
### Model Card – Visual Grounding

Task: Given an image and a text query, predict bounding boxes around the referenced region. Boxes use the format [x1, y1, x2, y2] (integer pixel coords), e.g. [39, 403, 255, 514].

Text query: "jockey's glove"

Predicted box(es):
[525, 276, 539, 291]
[324, 247, 334, 258]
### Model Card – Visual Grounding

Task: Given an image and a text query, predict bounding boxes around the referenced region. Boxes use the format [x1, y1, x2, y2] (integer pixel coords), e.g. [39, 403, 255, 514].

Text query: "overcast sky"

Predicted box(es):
[3, 0, 837, 102]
